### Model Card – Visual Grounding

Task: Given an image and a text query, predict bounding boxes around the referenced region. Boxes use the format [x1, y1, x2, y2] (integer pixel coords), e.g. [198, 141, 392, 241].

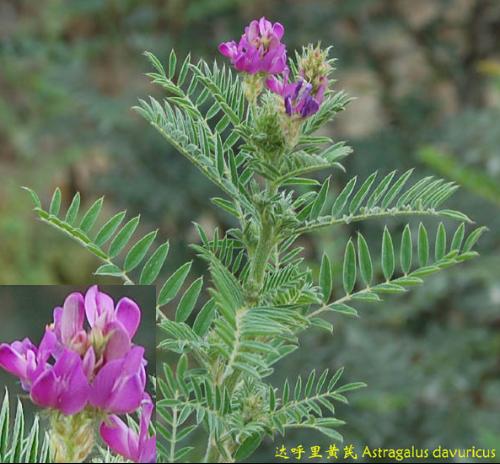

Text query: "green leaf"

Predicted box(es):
[366, 170, 395, 208]
[349, 171, 377, 214]
[234, 434, 262, 462]
[319, 253, 333, 302]
[108, 215, 140, 258]
[335, 381, 367, 393]
[0, 390, 9, 458]
[310, 317, 334, 333]
[94, 264, 123, 277]
[175, 277, 203, 322]
[305, 370, 316, 396]
[21, 187, 41, 209]
[158, 261, 192, 306]
[140, 241, 169, 284]
[450, 223, 465, 251]
[64, 192, 80, 225]
[310, 176, 330, 218]
[343, 240, 356, 294]
[24, 417, 39, 463]
[49, 188, 61, 216]
[168, 49, 177, 79]
[94, 211, 127, 247]
[435, 223, 447, 260]
[79, 197, 104, 234]
[331, 176, 356, 217]
[400, 225, 412, 274]
[329, 303, 359, 317]
[357, 233, 372, 286]
[463, 226, 488, 252]
[10, 400, 24, 463]
[381, 227, 395, 281]
[438, 209, 472, 222]
[124, 230, 158, 272]
[193, 299, 216, 336]
[381, 169, 413, 208]
[418, 223, 429, 266]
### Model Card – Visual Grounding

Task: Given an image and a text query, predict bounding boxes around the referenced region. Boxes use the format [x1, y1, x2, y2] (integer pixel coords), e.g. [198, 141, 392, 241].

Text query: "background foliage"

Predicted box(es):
[1, 0, 499, 461]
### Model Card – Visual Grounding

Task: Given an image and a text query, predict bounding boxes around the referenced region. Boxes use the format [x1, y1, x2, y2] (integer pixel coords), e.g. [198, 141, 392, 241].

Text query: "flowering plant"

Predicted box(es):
[22, 16, 485, 463]
[0, 286, 155, 463]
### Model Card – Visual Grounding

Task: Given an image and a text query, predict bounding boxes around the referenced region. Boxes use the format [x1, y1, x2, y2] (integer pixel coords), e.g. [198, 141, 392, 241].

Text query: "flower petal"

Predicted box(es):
[100, 415, 137, 462]
[115, 297, 141, 339]
[58, 358, 90, 415]
[82, 347, 96, 379]
[218, 41, 237, 58]
[85, 285, 114, 327]
[104, 322, 131, 361]
[30, 369, 58, 409]
[123, 346, 145, 376]
[273, 22, 285, 40]
[89, 358, 123, 409]
[0, 343, 27, 379]
[139, 436, 156, 463]
[38, 329, 56, 362]
[61, 292, 85, 345]
[107, 374, 144, 414]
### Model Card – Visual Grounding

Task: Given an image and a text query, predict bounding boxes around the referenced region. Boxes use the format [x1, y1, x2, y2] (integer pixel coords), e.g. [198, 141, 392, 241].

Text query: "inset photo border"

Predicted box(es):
[0, 285, 156, 463]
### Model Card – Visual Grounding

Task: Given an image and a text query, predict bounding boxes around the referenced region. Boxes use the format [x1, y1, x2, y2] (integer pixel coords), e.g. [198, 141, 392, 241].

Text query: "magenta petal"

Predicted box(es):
[58, 360, 90, 415]
[85, 285, 114, 327]
[123, 347, 145, 376]
[140, 436, 156, 463]
[115, 298, 141, 339]
[108, 374, 144, 414]
[0, 344, 27, 379]
[30, 370, 58, 409]
[61, 292, 85, 345]
[273, 22, 284, 40]
[100, 415, 137, 461]
[84, 285, 99, 326]
[52, 307, 62, 339]
[90, 347, 146, 414]
[38, 329, 56, 362]
[218, 41, 236, 58]
[83, 347, 96, 379]
[104, 322, 131, 361]
[89, 359, 123, 409]
[140, 399, 154, 437]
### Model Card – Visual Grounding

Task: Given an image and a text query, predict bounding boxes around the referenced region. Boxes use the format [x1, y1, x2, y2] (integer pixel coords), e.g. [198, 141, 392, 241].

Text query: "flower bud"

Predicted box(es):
[297, 43, 333, 98]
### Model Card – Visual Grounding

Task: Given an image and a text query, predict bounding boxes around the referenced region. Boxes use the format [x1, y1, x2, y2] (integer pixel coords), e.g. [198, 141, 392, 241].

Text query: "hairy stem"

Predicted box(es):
[50, 411, 95, 463]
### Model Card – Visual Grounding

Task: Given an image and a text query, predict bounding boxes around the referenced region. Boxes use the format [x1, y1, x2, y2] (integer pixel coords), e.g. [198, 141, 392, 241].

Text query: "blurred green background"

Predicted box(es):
[0, 0, 499, 461]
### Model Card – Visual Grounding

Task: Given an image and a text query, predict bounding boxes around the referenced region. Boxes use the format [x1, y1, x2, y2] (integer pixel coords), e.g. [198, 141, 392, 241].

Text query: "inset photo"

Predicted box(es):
[0, 285, 156, 463]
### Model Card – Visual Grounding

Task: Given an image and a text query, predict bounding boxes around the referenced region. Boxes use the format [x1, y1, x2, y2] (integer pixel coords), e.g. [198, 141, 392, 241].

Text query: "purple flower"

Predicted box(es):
[0, 329, 56, 391]
[30, 348, 90, 415]
[51, 285, 141, 367]
[89, 346, 147, 415]
[267, 70, 326, 118]
[85, 285, 141, 362]
[100, 396, 156, 463]
[219, 17, 287, 74]
[0, 286, 148, 420]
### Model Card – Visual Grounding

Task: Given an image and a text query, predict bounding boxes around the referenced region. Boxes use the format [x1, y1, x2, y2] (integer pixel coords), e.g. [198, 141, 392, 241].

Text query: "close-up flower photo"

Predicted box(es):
[1, 1, 500, 463]
[0, 285, 155, 463]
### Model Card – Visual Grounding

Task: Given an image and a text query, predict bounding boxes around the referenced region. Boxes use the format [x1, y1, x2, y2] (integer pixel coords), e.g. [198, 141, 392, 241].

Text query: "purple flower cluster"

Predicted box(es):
[267, 70, 327, 118]
[0, 286, 155, 463]
[219, 17, 328, 118]
[219, 17, 287, 74]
